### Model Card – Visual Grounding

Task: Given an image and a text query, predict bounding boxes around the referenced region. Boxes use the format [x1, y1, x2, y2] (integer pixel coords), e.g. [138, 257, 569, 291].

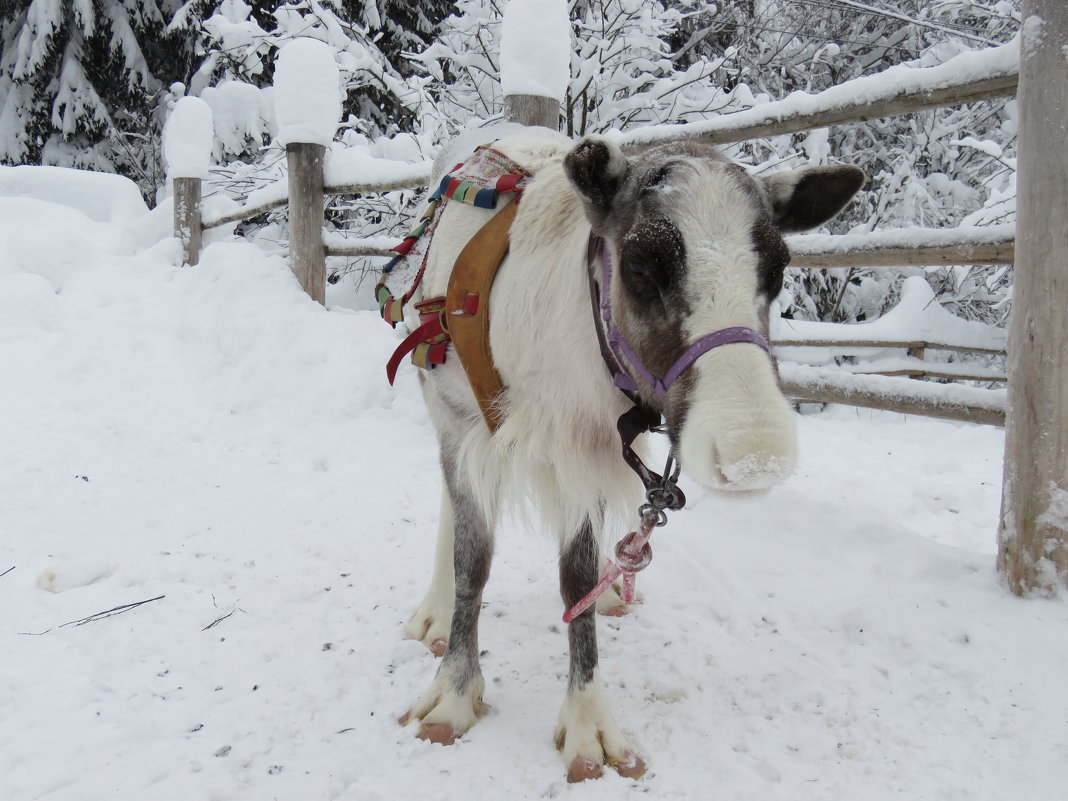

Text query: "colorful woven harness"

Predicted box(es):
[377, 146, 531, 383]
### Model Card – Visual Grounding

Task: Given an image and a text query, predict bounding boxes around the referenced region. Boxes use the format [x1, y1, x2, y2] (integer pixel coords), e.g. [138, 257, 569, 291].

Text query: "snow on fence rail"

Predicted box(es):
[618, 38, 1019, 149]
[787, 224, 1015, 269]
[779, 365, 1006, 426]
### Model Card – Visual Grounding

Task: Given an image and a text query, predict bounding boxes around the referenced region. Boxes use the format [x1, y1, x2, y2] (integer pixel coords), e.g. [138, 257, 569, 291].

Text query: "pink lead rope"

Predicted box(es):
[563, 508, 659, 623]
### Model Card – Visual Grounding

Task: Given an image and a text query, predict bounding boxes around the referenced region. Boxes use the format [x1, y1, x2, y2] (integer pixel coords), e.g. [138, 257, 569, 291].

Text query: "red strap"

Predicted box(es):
[386, 316, 445, 385]
[496, 173, 522, 192]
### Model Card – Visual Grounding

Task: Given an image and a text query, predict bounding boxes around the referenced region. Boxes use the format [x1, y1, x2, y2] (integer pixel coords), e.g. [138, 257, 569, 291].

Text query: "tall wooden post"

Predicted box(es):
[997, 0, 1068, 596]
[503, 94, 560, 129]
[173, 177, 202, 266]
[286, 142, 327, 305]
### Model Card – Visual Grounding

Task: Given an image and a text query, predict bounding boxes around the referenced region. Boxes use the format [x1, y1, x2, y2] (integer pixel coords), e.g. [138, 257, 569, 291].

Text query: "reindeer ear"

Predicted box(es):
[564, 135, 628, 223]
[761, 165, 865, 233]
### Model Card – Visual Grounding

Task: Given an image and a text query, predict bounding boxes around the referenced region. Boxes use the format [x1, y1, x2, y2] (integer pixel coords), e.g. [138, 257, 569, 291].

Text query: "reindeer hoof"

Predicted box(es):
[430, 638, 448, 657]
[612, 751, 647, 780]
[595, 581, 643, 616]
[567, 756, 604, 783]
[417, 721, 460, 745]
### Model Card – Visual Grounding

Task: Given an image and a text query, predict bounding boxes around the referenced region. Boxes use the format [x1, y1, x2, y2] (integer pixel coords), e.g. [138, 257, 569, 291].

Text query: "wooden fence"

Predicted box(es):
[176, 48, 1016, 429]
[172, 18, 1068, 595]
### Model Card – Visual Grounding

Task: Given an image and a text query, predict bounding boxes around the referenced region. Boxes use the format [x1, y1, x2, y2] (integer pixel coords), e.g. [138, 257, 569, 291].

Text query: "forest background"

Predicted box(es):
[0, 0, 1021, 325]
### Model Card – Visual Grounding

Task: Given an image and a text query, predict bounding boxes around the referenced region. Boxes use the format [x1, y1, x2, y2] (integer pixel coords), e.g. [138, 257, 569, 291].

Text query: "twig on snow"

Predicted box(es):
[201, 610, 235, 631]
[0, 566, 14, 579]
[58, 595, 166, 628]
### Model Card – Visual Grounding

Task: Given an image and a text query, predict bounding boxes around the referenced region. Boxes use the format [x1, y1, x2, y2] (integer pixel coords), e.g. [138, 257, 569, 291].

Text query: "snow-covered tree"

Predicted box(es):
[170, 0, 450, 147]
[0, 0, 189, 198]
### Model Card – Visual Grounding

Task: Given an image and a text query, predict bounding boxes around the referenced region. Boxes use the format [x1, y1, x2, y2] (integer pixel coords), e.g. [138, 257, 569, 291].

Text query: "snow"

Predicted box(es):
[324, 147, 434, 190]
[500, 0, 571, 102]
[163, 97, 214, 179]
[3, 166, 1068, 800]
[787, 222, 1015, 257]
[773, 276, 1007, 353]
[1021, 14, 1045, 53]
[274, 38, 342, 147]
[199, 81, 272, 161]
[0, 164, 147, 224]
[619, 38, 1020, 148]
[1039, 485, 1068, 533]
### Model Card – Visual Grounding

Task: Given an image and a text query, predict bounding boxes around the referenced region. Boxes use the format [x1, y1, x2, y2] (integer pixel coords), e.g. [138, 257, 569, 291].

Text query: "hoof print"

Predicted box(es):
[567, 756, 604, 783]
[417, 722, 459, 745]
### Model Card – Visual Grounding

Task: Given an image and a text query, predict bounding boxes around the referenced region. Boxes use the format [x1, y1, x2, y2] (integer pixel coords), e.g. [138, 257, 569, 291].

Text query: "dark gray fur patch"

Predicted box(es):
[564, 138, 626, 225]
[750, 216, 790, 301]
[769, 165, 866, 233]
[436, 431, 494, 695]
[559, 517, 600, 691]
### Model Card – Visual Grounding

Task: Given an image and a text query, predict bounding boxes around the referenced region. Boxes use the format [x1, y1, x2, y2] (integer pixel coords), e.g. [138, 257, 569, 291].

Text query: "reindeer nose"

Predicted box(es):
[677, 390, 798, 493]
[713, 444, 795, 491]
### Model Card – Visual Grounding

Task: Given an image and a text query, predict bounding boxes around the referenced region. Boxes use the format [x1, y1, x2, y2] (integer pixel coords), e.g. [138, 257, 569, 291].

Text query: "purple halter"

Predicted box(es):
[597, 243, 773, 402]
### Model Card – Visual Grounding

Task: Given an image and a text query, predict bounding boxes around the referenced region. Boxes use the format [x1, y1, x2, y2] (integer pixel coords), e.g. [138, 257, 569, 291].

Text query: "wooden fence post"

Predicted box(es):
[173, 176, 202, 266]
[997, 0, 1068, 595]
[286, 142, 327, 305]
[503, 94, 560, 129]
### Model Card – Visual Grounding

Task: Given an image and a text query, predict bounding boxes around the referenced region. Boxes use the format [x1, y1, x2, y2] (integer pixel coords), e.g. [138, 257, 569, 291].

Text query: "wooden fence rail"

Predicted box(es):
[780, 364, 1007, 426]
[773, 337, 1005, 357]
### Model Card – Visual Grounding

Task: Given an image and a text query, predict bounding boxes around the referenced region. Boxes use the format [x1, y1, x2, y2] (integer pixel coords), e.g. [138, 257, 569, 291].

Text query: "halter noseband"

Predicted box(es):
[596, 242, 773, 402]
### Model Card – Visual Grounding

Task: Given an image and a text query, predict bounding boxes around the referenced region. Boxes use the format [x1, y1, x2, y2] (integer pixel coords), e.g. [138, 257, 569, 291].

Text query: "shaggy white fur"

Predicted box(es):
[416, 132, 643, 542]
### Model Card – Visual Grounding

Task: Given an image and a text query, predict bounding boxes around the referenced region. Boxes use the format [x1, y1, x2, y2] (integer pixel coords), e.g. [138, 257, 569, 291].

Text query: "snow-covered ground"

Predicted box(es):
[2, 167, 1066, 800]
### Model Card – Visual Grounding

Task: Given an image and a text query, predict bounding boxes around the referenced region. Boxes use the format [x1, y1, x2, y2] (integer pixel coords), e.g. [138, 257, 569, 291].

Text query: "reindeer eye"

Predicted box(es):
[627, 260, 651, 277]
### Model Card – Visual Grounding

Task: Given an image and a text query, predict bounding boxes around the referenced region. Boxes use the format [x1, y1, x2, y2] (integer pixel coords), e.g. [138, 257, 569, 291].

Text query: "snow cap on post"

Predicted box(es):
[500, 0, 571, 102]
[163, 97, 214, 179]
[274, 38, 342, 147]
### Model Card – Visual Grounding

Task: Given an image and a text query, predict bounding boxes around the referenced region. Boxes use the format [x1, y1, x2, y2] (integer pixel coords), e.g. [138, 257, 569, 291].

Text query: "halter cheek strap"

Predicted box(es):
[597, 243, 773, 402]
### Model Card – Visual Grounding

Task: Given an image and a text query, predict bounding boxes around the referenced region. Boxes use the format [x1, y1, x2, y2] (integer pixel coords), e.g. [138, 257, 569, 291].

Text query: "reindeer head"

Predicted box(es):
[564, 136, 864, 491]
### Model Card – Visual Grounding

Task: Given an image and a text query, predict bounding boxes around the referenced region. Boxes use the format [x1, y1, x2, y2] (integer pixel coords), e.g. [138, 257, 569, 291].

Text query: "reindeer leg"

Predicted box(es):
[403, 446, 494, 744]
[555, 516, 646, 782]
[404, 490, 455, 656]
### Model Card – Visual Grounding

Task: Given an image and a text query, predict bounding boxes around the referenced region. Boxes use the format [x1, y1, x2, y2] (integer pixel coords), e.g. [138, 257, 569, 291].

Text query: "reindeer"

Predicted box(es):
[396, 131, 864, 782]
